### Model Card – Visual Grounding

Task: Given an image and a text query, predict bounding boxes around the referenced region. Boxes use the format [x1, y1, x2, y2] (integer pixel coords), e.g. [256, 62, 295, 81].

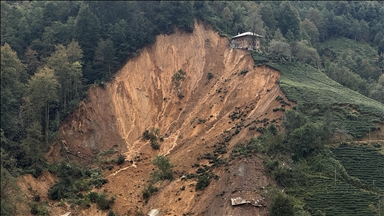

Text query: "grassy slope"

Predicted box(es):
[266, 62, 384, 138]
[255, 60, 384, 215]
[319, 37, 378, 65]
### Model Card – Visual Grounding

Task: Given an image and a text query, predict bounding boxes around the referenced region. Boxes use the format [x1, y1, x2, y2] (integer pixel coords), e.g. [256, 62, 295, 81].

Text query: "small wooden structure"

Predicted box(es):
[230, 32, 263, 51]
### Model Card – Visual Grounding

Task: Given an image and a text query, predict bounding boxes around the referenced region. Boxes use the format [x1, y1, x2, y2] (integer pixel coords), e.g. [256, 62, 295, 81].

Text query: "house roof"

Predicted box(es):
[231, 32, 264, 39]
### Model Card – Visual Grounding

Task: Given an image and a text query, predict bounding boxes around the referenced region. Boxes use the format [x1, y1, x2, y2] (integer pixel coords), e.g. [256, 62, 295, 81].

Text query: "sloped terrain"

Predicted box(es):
[267, 62, 384, 139]
[49, 21, 292, 215]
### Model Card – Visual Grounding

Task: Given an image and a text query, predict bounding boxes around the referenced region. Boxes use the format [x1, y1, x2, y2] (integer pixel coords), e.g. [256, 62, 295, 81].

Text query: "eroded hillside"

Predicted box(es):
[45, 21, 293, 215]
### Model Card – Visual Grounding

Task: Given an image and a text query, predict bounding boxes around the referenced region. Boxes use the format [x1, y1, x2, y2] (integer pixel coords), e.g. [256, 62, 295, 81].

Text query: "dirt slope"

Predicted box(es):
[50, 21, 292, 215]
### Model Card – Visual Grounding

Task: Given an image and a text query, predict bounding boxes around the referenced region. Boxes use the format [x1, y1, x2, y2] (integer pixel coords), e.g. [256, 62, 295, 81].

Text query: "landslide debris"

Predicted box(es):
[52, 21, 292, 215]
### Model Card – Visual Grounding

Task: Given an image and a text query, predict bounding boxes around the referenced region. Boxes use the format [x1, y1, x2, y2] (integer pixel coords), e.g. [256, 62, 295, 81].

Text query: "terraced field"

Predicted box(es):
[304, 177, 379, 216]
[332, 144, 384, 189]
[252, 60, 384, 215]
[265, 62, 384, 138]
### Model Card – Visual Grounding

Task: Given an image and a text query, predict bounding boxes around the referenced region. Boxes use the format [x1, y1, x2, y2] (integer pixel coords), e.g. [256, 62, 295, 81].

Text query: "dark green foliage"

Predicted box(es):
[207, 72, 213, 80]
[48, 180, 70, 200]
[74, 3, 101, 73]
[116, 154, 125, 165]
[150, 140, 160, 150]
[1, 163, 21, 216]
[196, 174, 210, 191]
[141, 155, 173, 202]
[48, 162, 108, 202]
[267, 62, 384, 139]
[282, 109, 308, 135]
[87, 192, 115, 210]
[151, 155, 174, 181]
[172, 69, 186, 88]
[276, 2, 301, 42]
[269, 193, 294, 216]
[142, 184, 158, 203]
[251, 51, 269, 64]
[108, 210, 116, 216]
[1, 43, 28, 141]
[274, 165, 304, 188]
[291, 41, 321, 67]
[1, 2, 384, 214]
[142, 128, 161, 150]
[30, 202, 49, 216]
[92, 178, 108, 189]
[332, 144, 384, 189]
[93, 38, 117, 82]
[304, 177, 379, 216]
[318, 37, 383, 103]
[289, 123, 322, 160]
[26, 165, 44, 178]
[239, 69, 249, 76]
[2, 0, 196, 95]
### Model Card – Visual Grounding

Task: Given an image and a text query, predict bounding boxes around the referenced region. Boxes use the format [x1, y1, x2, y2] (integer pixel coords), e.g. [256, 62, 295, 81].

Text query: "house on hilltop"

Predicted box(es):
[230, 32, 263, 51]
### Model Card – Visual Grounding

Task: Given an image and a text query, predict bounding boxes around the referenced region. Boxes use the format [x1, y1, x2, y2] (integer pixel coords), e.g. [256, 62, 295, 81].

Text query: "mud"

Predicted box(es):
[44, 21, 293, 215]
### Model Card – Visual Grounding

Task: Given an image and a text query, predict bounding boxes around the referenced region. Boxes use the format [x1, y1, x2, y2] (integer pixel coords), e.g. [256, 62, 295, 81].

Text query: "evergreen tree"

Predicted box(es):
[108, 19, 129, 66]
[373, 32, 384, 46]
[243, 3, 265, 36]
[259, 3, 277, 34]
[0, 161, 22, 215]
[46, 41, 83, 112]
[301, 18, 319, 46]
[1, 43, 28, 139]
[27, 66, 60, 145]
[276, 2, 301, 42]
[74, 3, 100, 73]
[370, 74, 384, 103]
[93, 39, 117, 82]
[221, 6, 234, 34]
[22, 46, 41, 76]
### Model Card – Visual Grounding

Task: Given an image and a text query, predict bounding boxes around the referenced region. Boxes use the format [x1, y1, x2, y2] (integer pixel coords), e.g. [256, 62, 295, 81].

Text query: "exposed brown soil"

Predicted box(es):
[33, 21, 293, 216]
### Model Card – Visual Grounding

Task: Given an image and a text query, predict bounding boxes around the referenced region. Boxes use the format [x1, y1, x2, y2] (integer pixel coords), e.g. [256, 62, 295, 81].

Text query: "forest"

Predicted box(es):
[1, 1, 384, 215]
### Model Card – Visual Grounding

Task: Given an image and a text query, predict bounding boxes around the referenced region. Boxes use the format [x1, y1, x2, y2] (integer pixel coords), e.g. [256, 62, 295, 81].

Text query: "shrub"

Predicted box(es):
[172, 69, 186, 88]
[142, 128, 161, 150]
[151, 155, 174, 181]
[196, 174, 210, 190]
[48, 161, 108, 206]
[30, 203, 38, 215]
[30, 202, 49, 216]
[92, 178, 108, 188]
[289, 123, 322, 160]
[150, 140, 160, 150]
[108, 210, 116, 216]
[239, 69, 249, 75]
[98, 148, 118, 156]
[48, 179, 72, 200]
[28, 165, 44, 178]
[177, 92, 184, 99]
[87, 192, 115, 210]
[207, 72, 213, 80]
[142, 184, 158, 203]
[269, 193, 294, 216]
[116, 154, 125, 165]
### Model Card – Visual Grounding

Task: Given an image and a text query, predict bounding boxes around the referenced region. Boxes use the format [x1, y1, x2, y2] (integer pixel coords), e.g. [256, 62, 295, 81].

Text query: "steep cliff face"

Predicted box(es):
[54, 21, 292, 215]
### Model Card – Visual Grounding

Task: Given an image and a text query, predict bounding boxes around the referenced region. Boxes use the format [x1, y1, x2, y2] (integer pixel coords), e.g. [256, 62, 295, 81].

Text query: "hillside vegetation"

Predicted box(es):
[253, 60, 384, 215]
[1, 1, 384, 216]
[268, 62, 384, 138]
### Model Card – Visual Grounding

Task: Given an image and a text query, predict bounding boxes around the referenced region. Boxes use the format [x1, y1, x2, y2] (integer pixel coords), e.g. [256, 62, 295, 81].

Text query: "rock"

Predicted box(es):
[147, 209, 160, 216]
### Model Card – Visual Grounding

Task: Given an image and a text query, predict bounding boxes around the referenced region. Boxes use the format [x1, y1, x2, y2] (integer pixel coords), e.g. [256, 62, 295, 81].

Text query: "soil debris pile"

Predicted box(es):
[56, 21, 291, 215]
